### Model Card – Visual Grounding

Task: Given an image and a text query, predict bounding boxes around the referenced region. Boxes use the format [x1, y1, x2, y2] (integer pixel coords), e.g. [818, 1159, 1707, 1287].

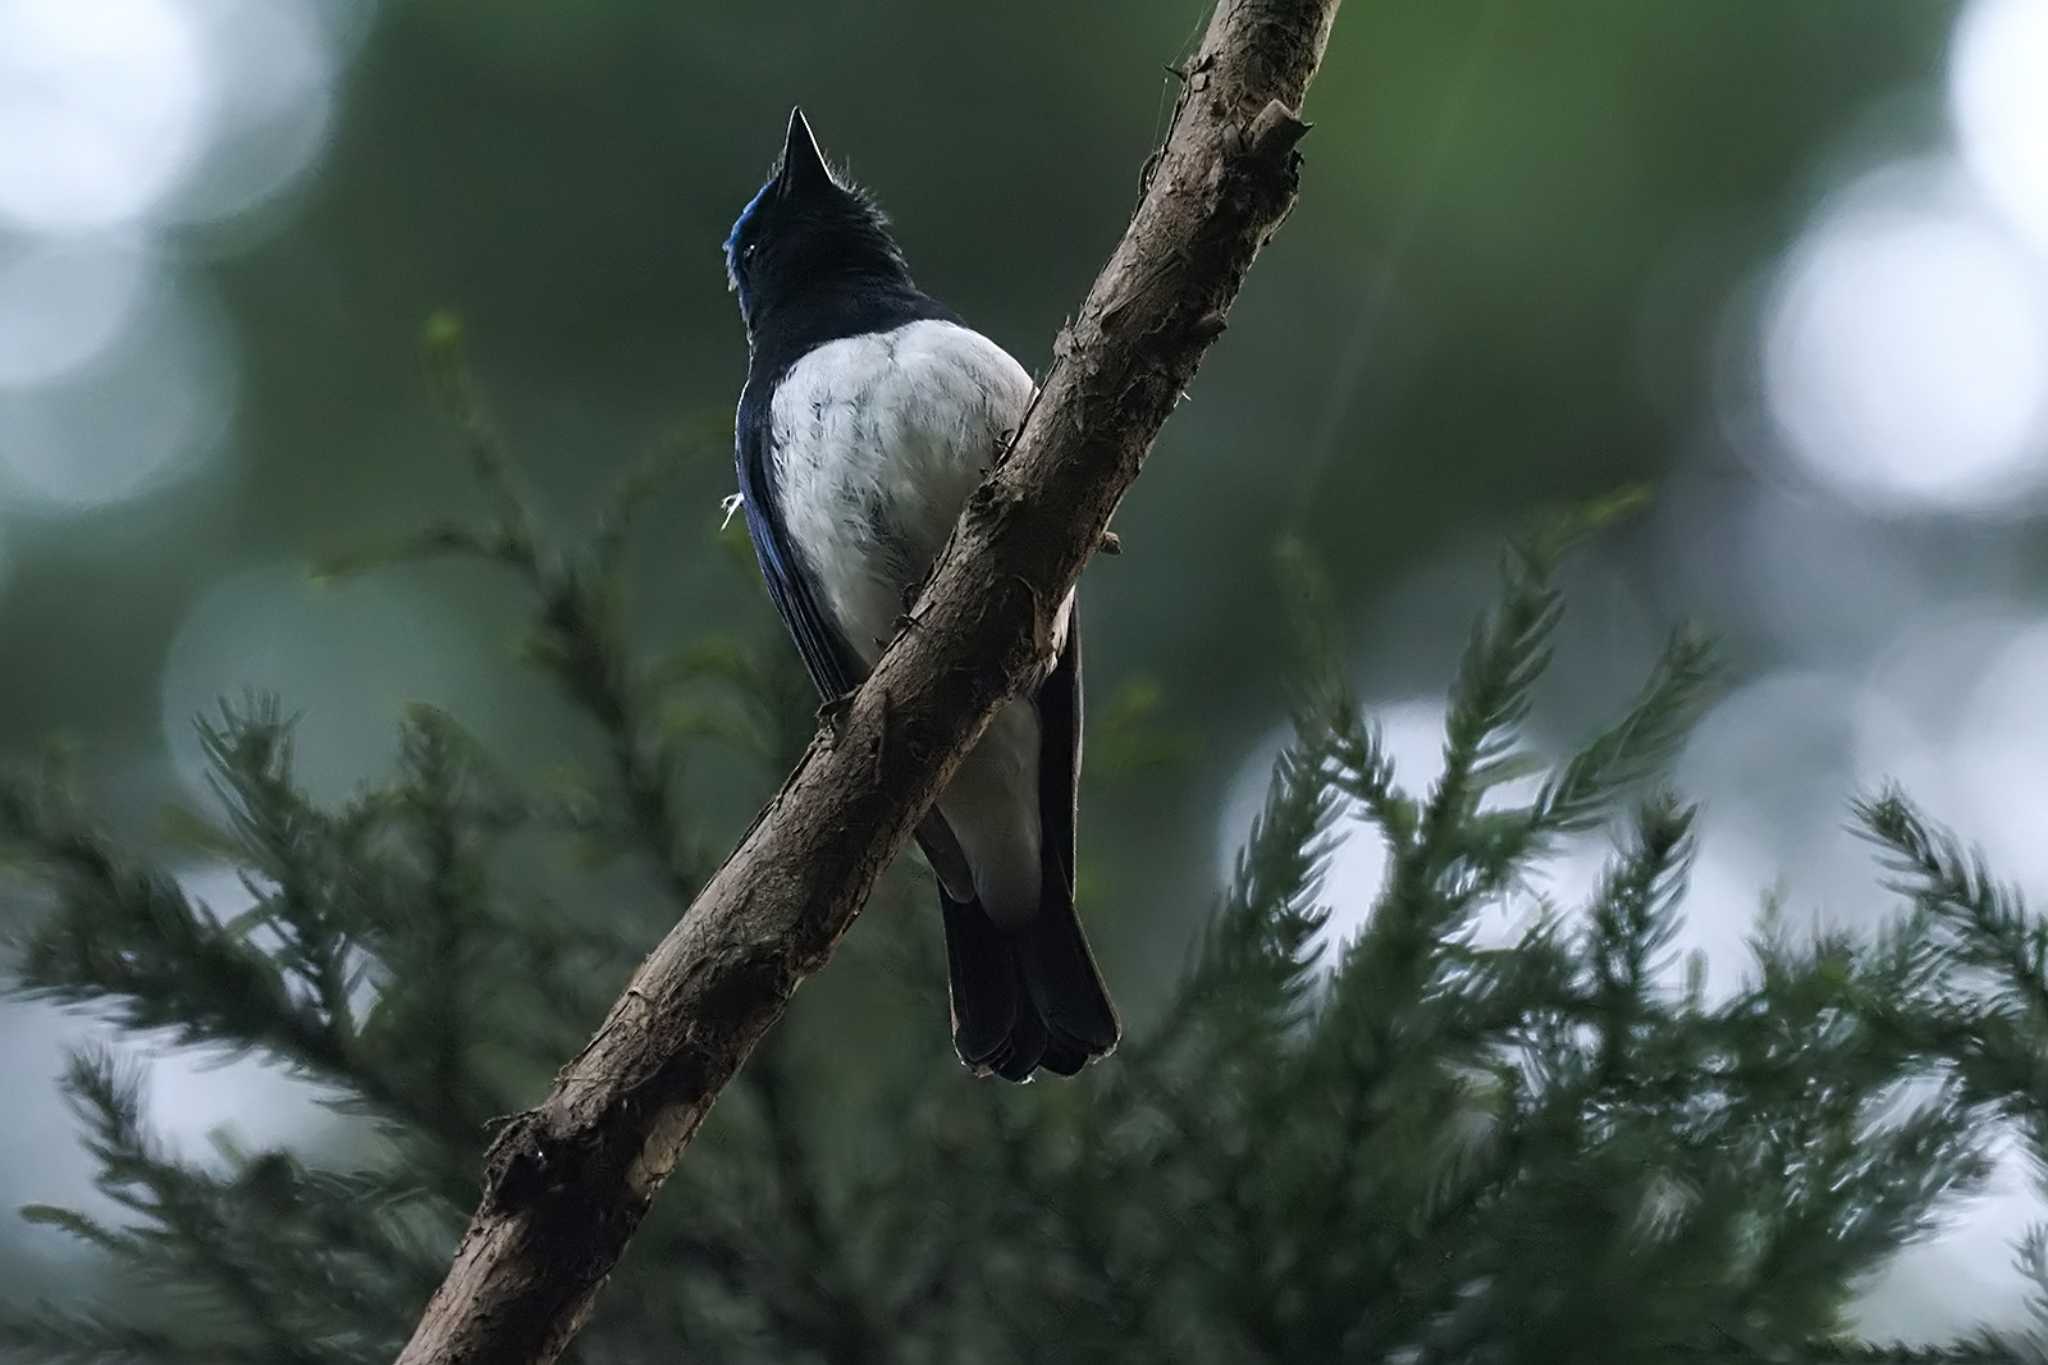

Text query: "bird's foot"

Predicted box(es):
[718, 492, 745, 530]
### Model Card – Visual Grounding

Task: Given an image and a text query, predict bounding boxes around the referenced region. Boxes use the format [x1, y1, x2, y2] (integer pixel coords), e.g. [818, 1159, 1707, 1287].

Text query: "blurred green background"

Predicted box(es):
[5, 0, 2047, 1346]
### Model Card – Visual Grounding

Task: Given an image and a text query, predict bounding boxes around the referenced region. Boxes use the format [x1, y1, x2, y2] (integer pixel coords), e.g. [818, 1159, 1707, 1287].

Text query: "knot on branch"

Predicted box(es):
[999, 575, 1063, 682]
[483, 1112, 558, 1215]
[1245, 99, 1310, 166]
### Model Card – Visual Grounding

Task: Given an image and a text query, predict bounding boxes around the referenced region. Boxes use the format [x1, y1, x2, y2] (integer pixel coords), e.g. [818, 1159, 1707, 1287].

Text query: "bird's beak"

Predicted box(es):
[776, 106, 834, 195]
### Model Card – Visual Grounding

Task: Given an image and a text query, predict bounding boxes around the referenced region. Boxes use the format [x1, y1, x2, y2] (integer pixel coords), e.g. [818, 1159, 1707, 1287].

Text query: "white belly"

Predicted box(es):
[770, 319, 1063, 925]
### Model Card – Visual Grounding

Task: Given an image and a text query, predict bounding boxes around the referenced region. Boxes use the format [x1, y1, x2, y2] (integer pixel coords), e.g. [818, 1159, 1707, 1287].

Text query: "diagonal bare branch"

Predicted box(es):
[394, 3, 1343, 1360]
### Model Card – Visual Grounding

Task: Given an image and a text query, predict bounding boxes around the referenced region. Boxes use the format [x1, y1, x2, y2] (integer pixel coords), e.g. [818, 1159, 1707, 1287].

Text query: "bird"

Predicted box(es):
[725, 107, 1120, 1082]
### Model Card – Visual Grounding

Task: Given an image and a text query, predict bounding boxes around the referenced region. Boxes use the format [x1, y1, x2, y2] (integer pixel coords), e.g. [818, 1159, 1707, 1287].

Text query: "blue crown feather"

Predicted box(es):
[724, 178, 774, 293]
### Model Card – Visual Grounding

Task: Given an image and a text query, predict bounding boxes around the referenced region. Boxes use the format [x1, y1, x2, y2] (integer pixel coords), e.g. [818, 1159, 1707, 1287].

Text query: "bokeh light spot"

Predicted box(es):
[1951, 0, 2048, 256]
[1762, 176, 2048, 514]
[0, 271, 237, 512]
[1953, 622, 2048, 892]
[0, 0, 207, 232]
[163, 0, 339, 228]
[0, 235, 151, 388]
[159, 565, 496, 806]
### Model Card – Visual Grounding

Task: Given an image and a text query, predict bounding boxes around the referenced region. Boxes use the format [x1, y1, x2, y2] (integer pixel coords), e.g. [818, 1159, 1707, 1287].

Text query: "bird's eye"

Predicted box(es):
[743, 243, 758, 261]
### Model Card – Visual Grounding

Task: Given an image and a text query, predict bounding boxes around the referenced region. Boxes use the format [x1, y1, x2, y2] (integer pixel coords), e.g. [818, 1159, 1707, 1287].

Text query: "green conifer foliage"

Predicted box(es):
[5, 349, 2047, 1363]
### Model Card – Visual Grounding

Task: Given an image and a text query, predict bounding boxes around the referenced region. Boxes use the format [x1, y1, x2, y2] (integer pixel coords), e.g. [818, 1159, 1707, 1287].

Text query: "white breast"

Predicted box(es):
[768, 318, 1063, 925]
[769, 318, 1035, 663]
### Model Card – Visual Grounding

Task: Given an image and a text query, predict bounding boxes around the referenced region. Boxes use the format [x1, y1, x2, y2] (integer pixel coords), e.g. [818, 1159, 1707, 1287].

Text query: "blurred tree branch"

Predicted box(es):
[392, 1, 1341, 1361]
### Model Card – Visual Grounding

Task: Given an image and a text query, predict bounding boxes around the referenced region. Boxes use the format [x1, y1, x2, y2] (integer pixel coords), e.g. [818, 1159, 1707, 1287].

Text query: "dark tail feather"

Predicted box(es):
[1018, 885, 1120, 1068]
[940, 883, 1118, 1084]
[1018, 769, 1120, 1074]
[941, 890, 1042, 1079]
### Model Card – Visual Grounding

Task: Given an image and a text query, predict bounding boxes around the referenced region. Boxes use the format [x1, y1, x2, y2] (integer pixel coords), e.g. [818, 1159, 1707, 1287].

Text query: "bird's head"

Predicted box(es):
[725, 108, 909, 334]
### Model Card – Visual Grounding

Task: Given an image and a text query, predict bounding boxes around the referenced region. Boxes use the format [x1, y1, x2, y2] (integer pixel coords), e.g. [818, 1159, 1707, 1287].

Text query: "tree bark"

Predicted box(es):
[394, 2, 1342, 1360]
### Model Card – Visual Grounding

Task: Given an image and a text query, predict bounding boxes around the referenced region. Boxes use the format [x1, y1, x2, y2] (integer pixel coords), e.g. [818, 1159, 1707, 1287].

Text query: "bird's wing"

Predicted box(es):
[736, 381, 978, 900]
[735, 394, 861, 699]
[745, 411, 974, 896]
